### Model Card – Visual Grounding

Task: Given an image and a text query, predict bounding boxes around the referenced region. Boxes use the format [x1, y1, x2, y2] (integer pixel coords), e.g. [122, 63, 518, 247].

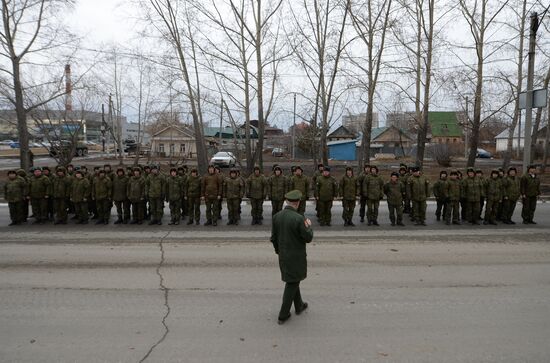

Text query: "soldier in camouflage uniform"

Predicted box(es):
[476, 169, 485, 220]
[339, 166, 358, 226]
[104, 164, 115, 183]
[178, 166, 188, 219]
[128, 168, 146, 224]
[312, 164, 324, 219]
[315, 166, 338, 226]
[358, 164, 370, 222]
[42, 166, 54, 220]
[288, 166, 310, 215]
[406, 166, 430, 226]
[28, 167, 51, 224]
[112, 167, 130, 224]
[92, 170, 112, 225]
[483, 169, 501, 225]
[462, 167, 482, 225]
[247, 166, 267, 225]
[384, 172, 405, 226]
[16, 169, 30, 221]
[4, 170, 27, 225]
[202, 165, 222, 226]
[146, 165, 165, 225]
[51, 166, 71, 224]
[71, 170, 91, 224]
[268, 166, 288, 216]
[399, 164, 411, 214]
[520, 165, 540, 224]
[224, 169, 245, 225]
[432, 170, 448, 222]
[444, 170, 461, 225]
[89, 166, 101, 219]
[364, 166, 384, 226]
[496, 167, 506, 221]
[215, 166, 224, 221]
[185, 168, 202, 225]
[166, 168, 184, 225]
[501, 167, 520, 224]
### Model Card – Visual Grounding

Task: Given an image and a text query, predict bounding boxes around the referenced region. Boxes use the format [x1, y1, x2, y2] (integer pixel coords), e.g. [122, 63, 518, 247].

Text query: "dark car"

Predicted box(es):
[476, 148, 493, 159]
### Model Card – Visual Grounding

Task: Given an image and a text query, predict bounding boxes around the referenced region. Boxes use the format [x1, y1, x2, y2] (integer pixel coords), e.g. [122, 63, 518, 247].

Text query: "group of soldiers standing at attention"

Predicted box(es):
[3, 161, 542, 227]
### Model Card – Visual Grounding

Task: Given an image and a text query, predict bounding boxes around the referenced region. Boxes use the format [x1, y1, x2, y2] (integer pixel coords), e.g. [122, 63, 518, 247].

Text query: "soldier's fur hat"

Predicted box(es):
[390, 172, 399, 178]
[7, 170, 16, 175]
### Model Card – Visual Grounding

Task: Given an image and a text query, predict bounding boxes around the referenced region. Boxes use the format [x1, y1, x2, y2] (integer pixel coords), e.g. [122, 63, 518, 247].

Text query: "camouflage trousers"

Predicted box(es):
[169, 199, 181, 222]
[445, 201, 460, 223]
[484, 199, 499, 223]
[8, 201, 24, 224]
[521, 196, 537, 223]
[271, 199, 284, 216]
[31, 198, 48, 221]
[74, 201, 88, 222]
[131, 200, 144, 222]
[412, 200, 427, 222]
[318, 200, 333, 225]
[502, 198, 517, 222]
[96, 198, 112, 221]
[205, 197, 218, 222]
[342, 199, 356, 222]
[367, 199, 380, 222]
[187, 197, 201, 222]
[227, 198, 241, 222]
[53, 198, 68, 223]
[114, 200, 131, 222]
[387, 203, 403, 224]
[149, 197, 164, 222]
[250, 198, 264, 219]
[465, 201, 480, 223]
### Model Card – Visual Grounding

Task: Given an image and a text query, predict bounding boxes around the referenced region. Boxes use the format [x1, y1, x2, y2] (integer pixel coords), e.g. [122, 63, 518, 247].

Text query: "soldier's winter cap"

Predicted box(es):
[498, 167, 504, 172]
[440, 170, 448, 175]
[143, 165, 151, 170]
[75, 170, 83, 175]
[364, 164, 371, 169]
[30, 167, 41, 172]
[345, 166, 353, 171]
[324, 166, 331, 172]
[208, 164, 215, 169]
[399, 163, 407, 170]
[508, 166, 517, 172]
[370, 165, 379, 171]
[98, 169, 106, 175]
[80, 165, 87, 170]
[294, 165, 303, 172]
[170, 167, 177, 173]
[254, 166, 261, 171]
[230, 168, 237, 174]
[42, 166, 50, 171]
[133, 166, 141, 172]
[191, 168, 198, 173]
[117, 167, 125, 172]
[491, 169, 499, 175]
[317, 163, 325, 168]
[93, 166, 100, 171]
[291, 166, 297, 172]
[177, 166, 185, 171]
[272, 164, 280, 171]
[150, 164, 158, 170]
[215, 166, 221, 171]
[528, 164, 537, 170]
[391, 172, 399, 177]
[466, 167, 475, 173]
[104, 164, 112, 168]
[285, 190, 302, 201]
[411, 166, 420, 172]
[7, 170, 16, 175]
[67, 164, 74, 168]
[273, 165, 282, 171]
[476, 169, 483, 174]
[450, 170, 458, 176]
[56, 166, 66, 173]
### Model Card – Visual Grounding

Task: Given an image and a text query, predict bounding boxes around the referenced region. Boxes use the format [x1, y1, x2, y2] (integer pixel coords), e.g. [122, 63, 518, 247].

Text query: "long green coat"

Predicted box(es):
[127, 175, 146, 202]
[268, 174, 287, 201]
[112, 175, 129, 202]
[407, 175, 430, 201]
[246, 174, 267, 199]
[384, 180, 405, 205]
[71, 178, 90, 203]
[29, 175, 51, 198]
[520, 174, 541, 197]
[271, 206, 314, 282]
[4, 176, 27, 202]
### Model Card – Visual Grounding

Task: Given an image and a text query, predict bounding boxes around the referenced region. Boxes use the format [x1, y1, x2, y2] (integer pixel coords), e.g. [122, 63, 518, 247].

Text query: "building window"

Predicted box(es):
[170, 144, 175, 155]
[180, 144, 185, 153]
[159, 144, 164, 153]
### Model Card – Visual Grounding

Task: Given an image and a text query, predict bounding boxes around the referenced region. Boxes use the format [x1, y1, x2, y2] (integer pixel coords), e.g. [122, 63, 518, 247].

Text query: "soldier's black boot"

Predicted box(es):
[95, 219, 103, 225]
[114, 217, 123, 224]
[149, 220, 157, 225]
[349, 220, 355, 227]
[204, 220, 212, 226]
[187, 219, 194, 225]
[104, 219, 109, 225]
[212, 220, 217, 226]
[373, 220, 379, 226]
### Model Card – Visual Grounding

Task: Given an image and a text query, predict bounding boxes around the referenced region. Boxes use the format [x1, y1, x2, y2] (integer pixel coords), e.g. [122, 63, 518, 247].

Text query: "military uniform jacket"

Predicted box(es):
[384, 180, 405, 205]
[146, 174, 165, 199]
[112, 175, 129, 202]
[4, 176, 27, 202]
[271, 206, 314, 282]
[339, 175, 358, 200]
[247, 174, 267, 199]
[520, 174, 540, 197]
[315, 175, 338, 202]
[29, 175, 51, 199]
[363, 175, 384, 200]
[51, 175, 71, 199]
[445, 179, 461, 201]
[202, 173, 222, 199]
[432, 179, 448, 200]
[289, 175, 310, 199]
[224, 177, 244, 199]
[478, 177, 486, 198]
[71, 178, 90, 203]
[185, 175, 202, 198]
[502, 176, 520, 200]
[166, 176, 184, 201]
[461, 177, 481, 202]
[93, 176, 112, 200]
[484, 178, 502, 201]
[268, 175, 287, 201]
[407, 175, 430, 202]
[358, 172, 369, 197]
[127, 176, 146, 202]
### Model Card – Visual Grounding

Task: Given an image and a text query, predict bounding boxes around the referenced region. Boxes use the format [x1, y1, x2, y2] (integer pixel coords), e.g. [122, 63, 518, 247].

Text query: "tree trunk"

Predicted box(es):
[529, 66, 550, 162]
[13, 59, 31, 170]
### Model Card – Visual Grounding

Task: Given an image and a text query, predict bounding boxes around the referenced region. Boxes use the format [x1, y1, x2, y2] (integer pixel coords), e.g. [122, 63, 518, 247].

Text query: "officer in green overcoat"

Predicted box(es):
[70, 170, 91, 224]
[384, 172, 405, 226]
[501, 167, 520, 224]
[271, 190, 313, 325]
[315, 166, 338, 226]
[202, 165, 222, 226]
[520, 165, 541, 224]
[28, 167, 51, 224]
[112, 167, 130, 224]
[339, 166, 358, 226]
[224, 169, 244, 225]
[92, 169, 112, 225]
[4, 170, 27, 225]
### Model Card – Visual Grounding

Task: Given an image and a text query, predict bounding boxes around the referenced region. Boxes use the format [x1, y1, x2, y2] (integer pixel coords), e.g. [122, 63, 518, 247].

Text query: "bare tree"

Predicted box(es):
[459, 0, 510, 167]
[288, 0, 350, 166]
[140, 0, 209, 173]
[347, 0, 393, 169]
[0, 0, 76, 170]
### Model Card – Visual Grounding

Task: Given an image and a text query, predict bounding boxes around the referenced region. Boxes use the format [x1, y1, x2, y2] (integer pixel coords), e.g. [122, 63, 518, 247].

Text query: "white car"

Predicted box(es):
[210, 151, 237, 167]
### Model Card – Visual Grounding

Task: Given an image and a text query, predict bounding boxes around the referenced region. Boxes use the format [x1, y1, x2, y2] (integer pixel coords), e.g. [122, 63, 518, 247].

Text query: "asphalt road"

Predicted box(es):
[1, 203, 549, 362]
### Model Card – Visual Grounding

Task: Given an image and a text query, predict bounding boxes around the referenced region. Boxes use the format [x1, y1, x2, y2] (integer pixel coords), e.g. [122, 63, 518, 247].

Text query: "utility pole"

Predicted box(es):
[522, 12, 539, 174]
[101, 104, 106, 153]
[219, 98, 224, 150]
[292, 93, 296, 160]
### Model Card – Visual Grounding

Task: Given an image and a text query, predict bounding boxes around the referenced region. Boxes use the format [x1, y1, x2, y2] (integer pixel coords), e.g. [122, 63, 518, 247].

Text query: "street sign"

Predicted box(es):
[519, 88, 548, 109]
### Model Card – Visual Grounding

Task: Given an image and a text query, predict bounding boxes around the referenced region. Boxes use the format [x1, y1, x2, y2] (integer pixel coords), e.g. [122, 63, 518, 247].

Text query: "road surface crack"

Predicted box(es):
[139, 231, 171, 363]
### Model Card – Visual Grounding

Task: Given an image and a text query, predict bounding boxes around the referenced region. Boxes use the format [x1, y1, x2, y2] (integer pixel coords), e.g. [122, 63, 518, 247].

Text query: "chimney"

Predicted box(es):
[65, 64, 72, 112]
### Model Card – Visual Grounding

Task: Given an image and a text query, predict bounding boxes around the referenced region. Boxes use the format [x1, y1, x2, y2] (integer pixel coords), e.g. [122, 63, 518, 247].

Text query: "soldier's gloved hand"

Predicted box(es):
[45, 195, 49, 199]
[83, 198, 87, 202]
[217, 195, 221, 200]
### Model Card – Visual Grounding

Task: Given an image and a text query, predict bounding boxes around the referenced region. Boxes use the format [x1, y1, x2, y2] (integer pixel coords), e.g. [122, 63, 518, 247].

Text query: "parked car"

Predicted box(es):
[210, 151, 237, 167]
[272, 147, 284, 157]
[9, 141, 20, 148]
[0, 139, 15, 145]
[476, 148, 493, 159]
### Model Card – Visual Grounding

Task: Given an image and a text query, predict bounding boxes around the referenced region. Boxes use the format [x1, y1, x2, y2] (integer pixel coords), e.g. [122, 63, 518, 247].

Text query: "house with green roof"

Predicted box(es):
[428, 112, 464, 144]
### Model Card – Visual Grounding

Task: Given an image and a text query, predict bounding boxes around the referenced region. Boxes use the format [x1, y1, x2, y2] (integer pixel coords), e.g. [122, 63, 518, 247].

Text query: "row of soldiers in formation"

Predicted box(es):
[3, 162, 542, 227]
